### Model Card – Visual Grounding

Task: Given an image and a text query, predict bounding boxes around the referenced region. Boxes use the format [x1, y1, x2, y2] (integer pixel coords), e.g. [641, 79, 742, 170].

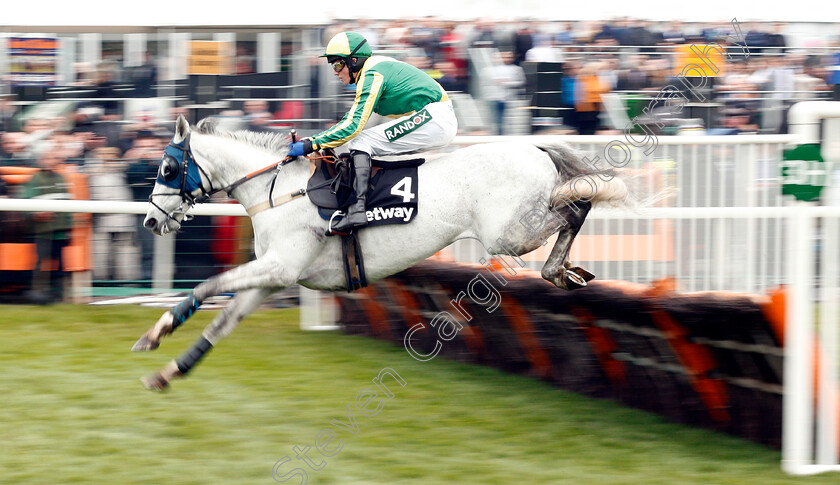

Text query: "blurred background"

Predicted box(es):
[0, 10, 837, 299]
[1, 2, 840, 484]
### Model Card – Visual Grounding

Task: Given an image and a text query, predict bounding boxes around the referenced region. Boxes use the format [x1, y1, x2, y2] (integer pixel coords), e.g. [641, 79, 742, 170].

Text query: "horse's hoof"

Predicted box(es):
[562, 270, 588, 290]
[141, 372, 169, 391]
[131, 332, 160, 352]
[569, 266, 596, 282]
[131, 313, 174, 351]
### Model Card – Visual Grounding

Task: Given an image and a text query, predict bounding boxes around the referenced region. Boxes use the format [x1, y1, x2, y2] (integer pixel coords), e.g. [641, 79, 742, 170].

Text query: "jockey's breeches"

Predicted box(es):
[348, 100, 457, 156]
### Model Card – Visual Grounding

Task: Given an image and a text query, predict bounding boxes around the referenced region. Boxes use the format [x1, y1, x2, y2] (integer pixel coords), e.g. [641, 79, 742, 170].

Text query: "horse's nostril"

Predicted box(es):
[145, 218, 157, 228]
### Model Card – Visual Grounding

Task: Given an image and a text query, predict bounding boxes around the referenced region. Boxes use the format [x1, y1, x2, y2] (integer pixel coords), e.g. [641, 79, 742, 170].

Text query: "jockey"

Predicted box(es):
[288, 31, 458, 235]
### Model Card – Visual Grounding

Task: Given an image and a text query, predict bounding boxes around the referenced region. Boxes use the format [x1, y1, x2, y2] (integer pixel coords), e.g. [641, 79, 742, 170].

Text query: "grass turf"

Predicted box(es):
[0, 304, 835, 484]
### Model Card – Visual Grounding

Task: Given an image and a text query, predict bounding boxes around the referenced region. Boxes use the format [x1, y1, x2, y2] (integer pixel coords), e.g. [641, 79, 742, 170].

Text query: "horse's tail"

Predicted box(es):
[535, 142, 634, 209]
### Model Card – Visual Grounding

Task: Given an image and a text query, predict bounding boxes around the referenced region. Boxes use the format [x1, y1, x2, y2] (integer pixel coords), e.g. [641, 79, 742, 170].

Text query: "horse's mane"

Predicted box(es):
[194, 117, 291, 156]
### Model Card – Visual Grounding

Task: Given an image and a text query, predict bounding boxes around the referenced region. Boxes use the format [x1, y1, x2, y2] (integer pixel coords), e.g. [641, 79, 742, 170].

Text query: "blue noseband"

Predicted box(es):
[148, 131, 215, 226]
[156, 134, 210, 198]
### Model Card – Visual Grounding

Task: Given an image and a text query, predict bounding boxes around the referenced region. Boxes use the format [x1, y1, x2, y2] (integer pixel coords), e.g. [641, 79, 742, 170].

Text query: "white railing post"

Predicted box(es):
[152, 232, 176, 291]
[817, 216, 839, 466]
[299, 287, 339, 331]
[782, 206, 815, 475]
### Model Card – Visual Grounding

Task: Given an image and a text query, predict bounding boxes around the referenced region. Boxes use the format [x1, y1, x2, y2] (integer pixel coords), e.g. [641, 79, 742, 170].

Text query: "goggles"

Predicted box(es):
[331, 59, 346, 73]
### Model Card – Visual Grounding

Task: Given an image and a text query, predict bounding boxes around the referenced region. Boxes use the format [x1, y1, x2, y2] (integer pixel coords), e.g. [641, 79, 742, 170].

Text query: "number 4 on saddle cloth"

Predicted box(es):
[305, 153, 423, 292]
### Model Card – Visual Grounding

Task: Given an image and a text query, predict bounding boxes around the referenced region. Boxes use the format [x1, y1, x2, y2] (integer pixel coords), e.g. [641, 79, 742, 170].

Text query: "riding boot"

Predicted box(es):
[330, 150, 371, 234]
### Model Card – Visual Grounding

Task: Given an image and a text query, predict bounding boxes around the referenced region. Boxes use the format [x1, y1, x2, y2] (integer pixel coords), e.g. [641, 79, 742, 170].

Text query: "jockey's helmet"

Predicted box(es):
[321, 31, 371, 75]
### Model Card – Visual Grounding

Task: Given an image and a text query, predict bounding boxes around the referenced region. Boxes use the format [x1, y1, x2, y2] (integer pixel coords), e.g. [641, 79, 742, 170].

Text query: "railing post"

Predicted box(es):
[782, 206, 815, 474]
[299, 287, 339, 331]
[152, 232, 176, 291]
[816, 216, 839, 466]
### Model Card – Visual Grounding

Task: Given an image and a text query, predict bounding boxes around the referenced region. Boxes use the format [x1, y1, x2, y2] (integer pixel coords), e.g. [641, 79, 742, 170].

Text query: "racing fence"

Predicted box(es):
[332, 206, 840, 474]
[331, 134, 840, 475]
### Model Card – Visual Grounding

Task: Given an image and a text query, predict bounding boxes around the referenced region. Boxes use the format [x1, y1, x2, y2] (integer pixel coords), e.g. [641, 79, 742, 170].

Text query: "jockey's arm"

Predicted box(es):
[309, 70, 384, 151]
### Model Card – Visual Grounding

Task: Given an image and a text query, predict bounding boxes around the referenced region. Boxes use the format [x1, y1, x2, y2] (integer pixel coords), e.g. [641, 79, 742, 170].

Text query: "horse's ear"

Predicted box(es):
[195, 117, 218, 134]
[174, 114, 191, 144]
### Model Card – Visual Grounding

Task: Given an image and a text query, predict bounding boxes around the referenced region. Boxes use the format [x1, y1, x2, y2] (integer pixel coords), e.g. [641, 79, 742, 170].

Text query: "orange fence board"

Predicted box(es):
[0, 166, 39, 175]
[0, 243, 37, 271]
[2, 174, 34, 185]
[0, 166, 92, 272]
[570, 233, 674, 262]
[519, 221, 674, 263]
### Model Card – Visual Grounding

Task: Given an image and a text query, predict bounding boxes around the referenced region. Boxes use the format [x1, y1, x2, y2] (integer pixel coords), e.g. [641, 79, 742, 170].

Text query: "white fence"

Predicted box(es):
[446, 134, 811, 294]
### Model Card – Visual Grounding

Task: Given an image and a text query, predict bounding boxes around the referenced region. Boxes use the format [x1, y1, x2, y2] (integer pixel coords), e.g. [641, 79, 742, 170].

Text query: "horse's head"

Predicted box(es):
[144, 114, 213, 236]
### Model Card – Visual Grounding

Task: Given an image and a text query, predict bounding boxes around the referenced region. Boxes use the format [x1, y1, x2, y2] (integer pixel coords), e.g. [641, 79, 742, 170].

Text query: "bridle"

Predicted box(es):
[148, 131, 216, 228]
[148, 131, 320, 228]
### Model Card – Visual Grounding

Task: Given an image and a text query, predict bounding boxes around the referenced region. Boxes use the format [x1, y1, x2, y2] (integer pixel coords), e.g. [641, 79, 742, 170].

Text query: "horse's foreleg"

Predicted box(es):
[541, 201, 592, 289]
[141, 287, 273, 391]
[132, 257, 289, 352]
[131, 294, 200, 351]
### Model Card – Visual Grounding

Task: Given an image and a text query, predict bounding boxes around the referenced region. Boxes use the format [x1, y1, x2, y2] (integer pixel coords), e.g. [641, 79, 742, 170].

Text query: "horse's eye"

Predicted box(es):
[159, 156, 179, 182]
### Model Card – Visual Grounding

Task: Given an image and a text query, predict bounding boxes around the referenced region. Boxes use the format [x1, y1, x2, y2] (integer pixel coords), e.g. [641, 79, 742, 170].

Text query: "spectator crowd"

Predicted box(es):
[0, 17, 838, 302]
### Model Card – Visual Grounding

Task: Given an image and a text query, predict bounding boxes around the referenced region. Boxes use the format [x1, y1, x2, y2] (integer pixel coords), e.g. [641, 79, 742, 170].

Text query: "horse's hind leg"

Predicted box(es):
[541, 200, 592, 290]
[141, 287, 272, 391]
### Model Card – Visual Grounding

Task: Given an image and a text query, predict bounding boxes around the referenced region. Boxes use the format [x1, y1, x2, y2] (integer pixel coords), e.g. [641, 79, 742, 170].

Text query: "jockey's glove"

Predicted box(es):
[288, 139, 316, 157]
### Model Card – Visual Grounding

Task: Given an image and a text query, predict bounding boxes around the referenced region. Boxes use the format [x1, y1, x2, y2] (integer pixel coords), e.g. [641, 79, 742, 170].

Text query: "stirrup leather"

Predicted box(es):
[327, 150, 371, 235]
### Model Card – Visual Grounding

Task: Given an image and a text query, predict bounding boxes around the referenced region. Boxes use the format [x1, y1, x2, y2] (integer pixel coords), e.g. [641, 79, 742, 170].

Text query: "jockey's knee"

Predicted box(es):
[347, 137, 375, 156]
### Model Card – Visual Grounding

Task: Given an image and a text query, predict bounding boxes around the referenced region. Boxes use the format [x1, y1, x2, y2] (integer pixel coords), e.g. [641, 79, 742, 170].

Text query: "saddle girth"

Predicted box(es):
[341, 232, 367, 292]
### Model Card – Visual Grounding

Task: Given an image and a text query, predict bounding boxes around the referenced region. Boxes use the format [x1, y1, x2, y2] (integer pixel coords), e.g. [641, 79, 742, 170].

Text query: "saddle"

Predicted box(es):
[306, 152, 424, 224]
[306, 150, 424, 292]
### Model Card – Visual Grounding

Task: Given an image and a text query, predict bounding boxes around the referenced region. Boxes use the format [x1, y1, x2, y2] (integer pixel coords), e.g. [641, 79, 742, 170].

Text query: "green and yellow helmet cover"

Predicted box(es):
[321, 31, 372, 59]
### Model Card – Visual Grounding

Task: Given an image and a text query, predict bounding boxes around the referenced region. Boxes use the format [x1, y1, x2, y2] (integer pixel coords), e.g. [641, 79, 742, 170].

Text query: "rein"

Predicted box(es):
[242, 152, 337, 217]
[152, 129, 339, 223]
[224, 155, 298, 195]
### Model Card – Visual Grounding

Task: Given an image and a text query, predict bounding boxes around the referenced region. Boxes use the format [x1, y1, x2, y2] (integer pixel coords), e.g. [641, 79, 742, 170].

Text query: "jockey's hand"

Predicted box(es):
[288, 139, 315, 158]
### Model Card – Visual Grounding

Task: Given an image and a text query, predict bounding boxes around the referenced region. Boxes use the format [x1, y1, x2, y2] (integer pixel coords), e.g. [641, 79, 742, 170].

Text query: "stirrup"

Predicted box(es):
[326, 210, 350, 236]
[330, 213, 367, 235]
